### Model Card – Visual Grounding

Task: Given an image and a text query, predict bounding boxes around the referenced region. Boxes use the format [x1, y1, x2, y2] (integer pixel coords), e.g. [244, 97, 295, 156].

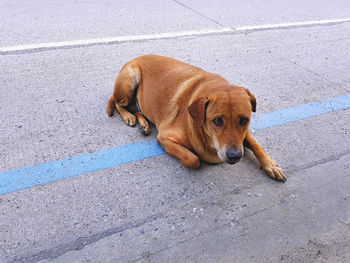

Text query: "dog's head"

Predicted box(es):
[188, 85, 256, 164]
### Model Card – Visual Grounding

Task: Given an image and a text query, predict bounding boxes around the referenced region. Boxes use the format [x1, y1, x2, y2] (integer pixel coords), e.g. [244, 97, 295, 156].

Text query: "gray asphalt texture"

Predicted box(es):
[1, 1, 350, 262]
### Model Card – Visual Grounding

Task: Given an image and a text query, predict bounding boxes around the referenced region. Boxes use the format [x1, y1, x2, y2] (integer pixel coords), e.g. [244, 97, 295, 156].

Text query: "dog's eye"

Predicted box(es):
[239, 117, 249, 126]
[213, 118, 224, 127]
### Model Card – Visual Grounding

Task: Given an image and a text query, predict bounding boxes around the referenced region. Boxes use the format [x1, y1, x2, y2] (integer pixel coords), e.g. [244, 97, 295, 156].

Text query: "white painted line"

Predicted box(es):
[235, 18, 350, 31]
[0, 27, 233, 54]
[1, 17, 350, 54]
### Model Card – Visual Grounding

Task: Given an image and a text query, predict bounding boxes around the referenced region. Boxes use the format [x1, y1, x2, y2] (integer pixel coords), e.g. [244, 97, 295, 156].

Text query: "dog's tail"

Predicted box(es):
[107, 96, 115, 117]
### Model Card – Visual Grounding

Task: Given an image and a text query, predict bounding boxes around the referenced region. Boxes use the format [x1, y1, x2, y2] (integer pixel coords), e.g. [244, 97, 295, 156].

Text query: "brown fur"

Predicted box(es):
[107, 55, 286, 181]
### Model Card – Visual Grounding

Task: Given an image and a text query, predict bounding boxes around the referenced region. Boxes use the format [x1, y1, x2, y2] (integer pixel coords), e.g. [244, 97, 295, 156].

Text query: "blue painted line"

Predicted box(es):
[250, 94, 350, 131]
[1, 94, 350, 195]
[0, 140, 165, 195]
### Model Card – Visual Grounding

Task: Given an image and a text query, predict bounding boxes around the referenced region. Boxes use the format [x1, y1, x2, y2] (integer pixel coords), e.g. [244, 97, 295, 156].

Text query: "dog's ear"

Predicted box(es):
[188, 97, 209, 123]
[245, 89, 257, 112]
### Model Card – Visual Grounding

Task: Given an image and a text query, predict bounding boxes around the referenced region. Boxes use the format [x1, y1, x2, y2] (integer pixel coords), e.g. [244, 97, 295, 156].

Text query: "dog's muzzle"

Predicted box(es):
[226, 149, 242, 164]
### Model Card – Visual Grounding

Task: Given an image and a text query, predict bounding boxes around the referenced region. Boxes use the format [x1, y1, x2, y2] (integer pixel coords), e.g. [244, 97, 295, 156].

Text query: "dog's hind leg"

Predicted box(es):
[135, 112, 150, 135]
[107, 64, 141, 127]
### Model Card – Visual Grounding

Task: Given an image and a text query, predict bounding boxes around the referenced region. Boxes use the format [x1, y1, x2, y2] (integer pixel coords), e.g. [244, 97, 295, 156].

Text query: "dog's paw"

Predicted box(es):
[139, 124, 150, 136]
[262, 159, 286, 182]
[123, 113, 137, 127]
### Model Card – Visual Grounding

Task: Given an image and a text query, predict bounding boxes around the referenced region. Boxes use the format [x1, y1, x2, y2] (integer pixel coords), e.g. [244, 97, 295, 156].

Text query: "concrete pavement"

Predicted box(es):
[1, 1, 350, 262]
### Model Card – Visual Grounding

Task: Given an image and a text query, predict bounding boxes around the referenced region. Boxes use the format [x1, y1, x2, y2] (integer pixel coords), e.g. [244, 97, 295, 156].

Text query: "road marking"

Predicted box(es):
[251, 94, 350, 130]
[1, 94, 350, 195]
[1, 18, 350, 54]
[0, 27, 233, 54]
[235, 18, 350, 31]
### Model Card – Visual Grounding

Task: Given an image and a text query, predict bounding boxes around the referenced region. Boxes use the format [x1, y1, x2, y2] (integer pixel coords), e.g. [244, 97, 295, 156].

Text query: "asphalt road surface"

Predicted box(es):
[1, 1, 350, 262]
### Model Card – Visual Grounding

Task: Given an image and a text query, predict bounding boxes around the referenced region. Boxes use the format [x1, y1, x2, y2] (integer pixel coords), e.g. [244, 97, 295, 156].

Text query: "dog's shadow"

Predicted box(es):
[242, 147, 260, 168]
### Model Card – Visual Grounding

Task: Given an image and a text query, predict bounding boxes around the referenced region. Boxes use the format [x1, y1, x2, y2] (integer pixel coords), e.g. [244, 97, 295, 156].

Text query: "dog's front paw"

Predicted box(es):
[261, 159, 286, 182]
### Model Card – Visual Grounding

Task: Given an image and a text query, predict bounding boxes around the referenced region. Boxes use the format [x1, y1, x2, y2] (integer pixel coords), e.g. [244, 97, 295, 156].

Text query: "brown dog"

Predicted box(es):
[107, 55, 286, 181]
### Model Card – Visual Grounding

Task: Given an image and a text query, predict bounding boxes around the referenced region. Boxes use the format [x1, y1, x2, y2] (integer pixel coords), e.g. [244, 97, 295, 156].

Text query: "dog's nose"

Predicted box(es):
[226, 149, 242, 164]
